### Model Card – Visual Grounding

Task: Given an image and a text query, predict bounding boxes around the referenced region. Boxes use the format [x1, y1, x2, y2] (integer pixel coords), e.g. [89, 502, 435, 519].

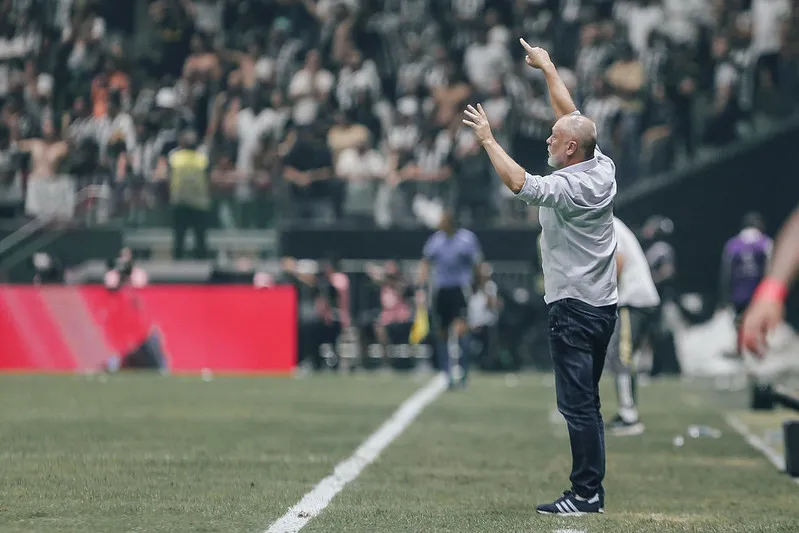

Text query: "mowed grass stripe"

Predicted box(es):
[265, 375, 447, 533]
[0, 374, 421, 533]
[305, 375, 799, 533]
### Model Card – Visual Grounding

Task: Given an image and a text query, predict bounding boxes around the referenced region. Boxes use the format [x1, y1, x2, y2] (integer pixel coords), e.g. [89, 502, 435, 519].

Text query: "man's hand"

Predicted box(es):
[740, 281, 787, 358]
[520, 39, 553, 71]
[462, 104, 494, 145]
[740, 299, 784, 358]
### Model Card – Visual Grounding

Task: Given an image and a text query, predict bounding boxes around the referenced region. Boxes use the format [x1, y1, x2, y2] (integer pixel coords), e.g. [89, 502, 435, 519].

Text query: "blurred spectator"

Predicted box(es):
[281, 256, 350, 371]
[705, 35, 744, 146]
[0, 124, 24, 219]
[97, 90, 135, 162]
[751, 0, 791, 100]
[364, 260, 414, 351]
[17, 115, 71, 220]
[282, 125, 339, 223]
[167, 129, 209, 259]
[640, 83, 676, 175]
[463, 26, 511, 95]
[393, 126, 452, 226]
[452, 120, 493, 226]
[288, 48, 335, 120]
[327, 110, 370, 164]
[335, 136, 385, 225]
[606, 42, 645, 182]
[430, 59, 472, 129]
[0, 0, 794, 235]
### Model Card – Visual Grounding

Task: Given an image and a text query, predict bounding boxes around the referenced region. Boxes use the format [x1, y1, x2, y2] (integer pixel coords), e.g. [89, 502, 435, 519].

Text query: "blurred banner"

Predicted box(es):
[0, 285, 297, 374]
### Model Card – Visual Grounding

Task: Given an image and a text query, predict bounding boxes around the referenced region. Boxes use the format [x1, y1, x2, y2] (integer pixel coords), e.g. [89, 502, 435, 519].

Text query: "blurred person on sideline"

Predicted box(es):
[606, 217, 660, 437]
[641, 215, 680, 377]
[366, 260, 414, 350]
[280, 257, 349, 371]
[462, 40, 617, 515]
[416, 209, 482, 389]
[167, 129, 210, 259]
[741, 204, 799, 357]
[467, 263, 500, 371]
[719, 212, 773, 354]
[102, 247, 168, 373]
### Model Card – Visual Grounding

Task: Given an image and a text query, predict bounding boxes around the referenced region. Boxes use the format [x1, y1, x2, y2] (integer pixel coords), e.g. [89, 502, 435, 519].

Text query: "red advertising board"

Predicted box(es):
[0, 285, 297, 374]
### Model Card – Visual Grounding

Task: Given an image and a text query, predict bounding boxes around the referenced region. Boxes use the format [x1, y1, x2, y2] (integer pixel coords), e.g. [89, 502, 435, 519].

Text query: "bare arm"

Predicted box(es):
[520, 40, 577, 119]
[464, 104, 526, 194]
[741, 205, 799, 355]
[766, 205, 799, 288]
[481, 137, 526, 193]
[541, 63, 577, 119]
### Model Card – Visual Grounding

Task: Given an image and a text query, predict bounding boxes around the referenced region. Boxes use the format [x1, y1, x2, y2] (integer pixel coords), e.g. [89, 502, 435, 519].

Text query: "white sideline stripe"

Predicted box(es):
[724, 414, 799, 485]
[553, 530, 586, 533]
[264, 375, 448, 533]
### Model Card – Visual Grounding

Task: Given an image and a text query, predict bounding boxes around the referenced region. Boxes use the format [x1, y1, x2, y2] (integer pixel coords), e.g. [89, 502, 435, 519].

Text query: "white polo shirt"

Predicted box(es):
[614, 217, 660, 309]
[515, 121, 618, 307]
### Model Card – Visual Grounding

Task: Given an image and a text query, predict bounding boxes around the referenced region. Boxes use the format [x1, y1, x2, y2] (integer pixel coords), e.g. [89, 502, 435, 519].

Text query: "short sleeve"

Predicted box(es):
[514, 172, 577, 210]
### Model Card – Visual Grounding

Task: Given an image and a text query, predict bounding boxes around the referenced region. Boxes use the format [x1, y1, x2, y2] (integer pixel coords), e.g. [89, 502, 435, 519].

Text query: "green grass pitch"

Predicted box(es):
[0, 372, 797, 533]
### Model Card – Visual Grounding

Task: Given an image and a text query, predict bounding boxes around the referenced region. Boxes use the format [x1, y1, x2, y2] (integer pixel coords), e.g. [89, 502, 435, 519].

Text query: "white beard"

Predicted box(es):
[547, 152, 558, 168]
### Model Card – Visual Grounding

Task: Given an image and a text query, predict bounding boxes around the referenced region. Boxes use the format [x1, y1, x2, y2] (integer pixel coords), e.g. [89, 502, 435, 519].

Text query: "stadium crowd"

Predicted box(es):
[0, 0, 796, 232]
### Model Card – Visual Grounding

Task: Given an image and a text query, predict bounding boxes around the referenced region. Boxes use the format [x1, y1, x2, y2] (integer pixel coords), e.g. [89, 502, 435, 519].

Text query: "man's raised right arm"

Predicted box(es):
[520, 39, 577, 119]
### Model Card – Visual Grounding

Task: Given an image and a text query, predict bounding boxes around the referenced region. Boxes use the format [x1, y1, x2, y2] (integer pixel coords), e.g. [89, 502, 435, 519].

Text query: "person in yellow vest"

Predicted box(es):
[168, 130, 210, 259]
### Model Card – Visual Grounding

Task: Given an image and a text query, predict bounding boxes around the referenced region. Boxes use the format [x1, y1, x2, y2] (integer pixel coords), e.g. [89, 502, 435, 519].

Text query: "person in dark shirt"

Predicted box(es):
[642, 215, 680, 376]
[279, 256, 349, 371]
[282, 126, 343, 223]
[720, 213, 773, 339]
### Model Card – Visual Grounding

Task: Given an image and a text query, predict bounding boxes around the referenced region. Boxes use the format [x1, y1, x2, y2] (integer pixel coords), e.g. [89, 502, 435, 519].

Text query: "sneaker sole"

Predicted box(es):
[610, 423, 645, 436]
[536, 509, 604, 516]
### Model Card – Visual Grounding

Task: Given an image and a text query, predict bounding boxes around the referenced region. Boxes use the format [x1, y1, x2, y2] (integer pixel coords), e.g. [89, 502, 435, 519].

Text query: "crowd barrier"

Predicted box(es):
[0, 284, 297, 374]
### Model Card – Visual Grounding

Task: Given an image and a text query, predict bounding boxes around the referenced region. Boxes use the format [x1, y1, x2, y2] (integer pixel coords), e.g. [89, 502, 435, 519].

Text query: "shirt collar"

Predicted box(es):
[562, 156, 598, 173]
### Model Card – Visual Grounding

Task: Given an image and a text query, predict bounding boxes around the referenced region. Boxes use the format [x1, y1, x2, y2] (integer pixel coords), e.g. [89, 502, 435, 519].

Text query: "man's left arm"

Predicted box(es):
[464, 104, 577, 211]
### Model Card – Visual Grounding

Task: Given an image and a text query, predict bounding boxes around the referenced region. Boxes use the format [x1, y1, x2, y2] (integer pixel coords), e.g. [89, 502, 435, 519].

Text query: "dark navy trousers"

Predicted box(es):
[548, 298, 617, 499]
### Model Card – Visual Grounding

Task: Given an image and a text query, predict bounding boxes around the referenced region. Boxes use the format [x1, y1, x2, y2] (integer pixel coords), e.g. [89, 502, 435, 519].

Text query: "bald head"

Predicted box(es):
[547, 114, 598, 169]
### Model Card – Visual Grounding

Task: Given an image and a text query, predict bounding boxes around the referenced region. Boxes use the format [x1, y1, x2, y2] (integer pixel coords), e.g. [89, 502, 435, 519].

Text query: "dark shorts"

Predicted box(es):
[433, 286, 468, 331]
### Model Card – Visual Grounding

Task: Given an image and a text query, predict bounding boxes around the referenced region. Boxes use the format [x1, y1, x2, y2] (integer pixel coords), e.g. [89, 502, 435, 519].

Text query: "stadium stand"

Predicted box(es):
[0, 0, 796, 232]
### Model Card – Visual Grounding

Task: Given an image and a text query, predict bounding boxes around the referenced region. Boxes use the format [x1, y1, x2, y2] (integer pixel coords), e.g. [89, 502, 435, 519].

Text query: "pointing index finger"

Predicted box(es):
[519, 38, 534, 53]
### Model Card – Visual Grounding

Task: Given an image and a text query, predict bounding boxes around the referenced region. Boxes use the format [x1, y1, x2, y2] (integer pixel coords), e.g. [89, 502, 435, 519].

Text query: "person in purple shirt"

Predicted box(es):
[720, 212, 773, 346]
[417, 210, 483, 388]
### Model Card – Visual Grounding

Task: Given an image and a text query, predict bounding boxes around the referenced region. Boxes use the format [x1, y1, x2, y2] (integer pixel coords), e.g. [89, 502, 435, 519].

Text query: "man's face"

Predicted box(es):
[546, 121, 576, 169]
